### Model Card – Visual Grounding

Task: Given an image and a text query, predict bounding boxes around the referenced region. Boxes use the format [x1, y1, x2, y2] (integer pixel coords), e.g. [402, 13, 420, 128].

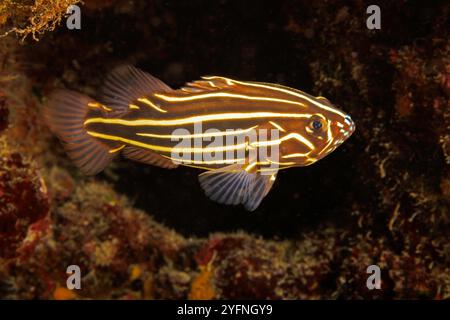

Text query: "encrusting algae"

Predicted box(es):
[53, 286, 78, 300]
[0, 0, 82, 41]
[0, 1, 449, 299]
[188, 251, 217, 300]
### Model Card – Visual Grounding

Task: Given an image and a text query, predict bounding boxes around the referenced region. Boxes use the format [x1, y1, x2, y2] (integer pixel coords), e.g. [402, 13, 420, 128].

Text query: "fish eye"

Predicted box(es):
[308, 115, 326, 133]
[312, 120, 322, 130]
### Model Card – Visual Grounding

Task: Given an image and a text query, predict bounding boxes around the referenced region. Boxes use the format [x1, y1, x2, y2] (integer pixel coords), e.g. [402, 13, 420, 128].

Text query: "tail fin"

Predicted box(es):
[44, 90, 114, 175]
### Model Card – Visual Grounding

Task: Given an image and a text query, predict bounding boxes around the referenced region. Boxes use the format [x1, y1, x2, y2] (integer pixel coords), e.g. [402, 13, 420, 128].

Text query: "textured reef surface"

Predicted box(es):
[0, 0, 449, 299]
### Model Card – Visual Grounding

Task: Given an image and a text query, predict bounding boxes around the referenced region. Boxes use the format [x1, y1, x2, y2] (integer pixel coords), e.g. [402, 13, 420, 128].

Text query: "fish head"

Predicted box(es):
[280, 97, 355, 166]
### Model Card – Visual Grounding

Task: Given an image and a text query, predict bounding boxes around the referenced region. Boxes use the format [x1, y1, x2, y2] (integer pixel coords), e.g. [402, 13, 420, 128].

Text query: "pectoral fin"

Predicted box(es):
[123, 146, 178, 169]
[198, 164, 277, 211]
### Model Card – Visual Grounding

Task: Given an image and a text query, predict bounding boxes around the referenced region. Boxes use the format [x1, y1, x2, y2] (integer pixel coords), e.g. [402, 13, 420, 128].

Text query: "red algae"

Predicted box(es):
[0, 141, 49, 259]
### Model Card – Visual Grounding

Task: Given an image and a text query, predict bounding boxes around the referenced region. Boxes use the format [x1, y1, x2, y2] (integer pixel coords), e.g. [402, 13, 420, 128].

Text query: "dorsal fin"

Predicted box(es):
[179, 76, 235, 94]
[100, 65, 172, 114]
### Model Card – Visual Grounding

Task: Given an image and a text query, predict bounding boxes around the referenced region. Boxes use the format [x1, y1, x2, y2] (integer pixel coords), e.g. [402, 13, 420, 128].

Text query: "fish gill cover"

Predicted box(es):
[0, 0, 449, 299]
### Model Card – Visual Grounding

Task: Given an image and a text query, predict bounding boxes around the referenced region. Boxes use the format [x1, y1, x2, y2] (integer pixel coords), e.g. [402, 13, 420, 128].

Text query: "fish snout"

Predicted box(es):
[325, 116, 355, 153]
[344, 115, 355, 136]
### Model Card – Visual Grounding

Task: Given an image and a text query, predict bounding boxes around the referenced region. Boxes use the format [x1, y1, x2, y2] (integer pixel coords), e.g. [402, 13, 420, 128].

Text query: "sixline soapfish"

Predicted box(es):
[45, 65, 355, 211]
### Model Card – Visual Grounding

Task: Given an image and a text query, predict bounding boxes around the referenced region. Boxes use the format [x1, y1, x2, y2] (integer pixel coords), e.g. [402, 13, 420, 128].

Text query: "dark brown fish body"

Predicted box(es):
[45, 66, 355, 210]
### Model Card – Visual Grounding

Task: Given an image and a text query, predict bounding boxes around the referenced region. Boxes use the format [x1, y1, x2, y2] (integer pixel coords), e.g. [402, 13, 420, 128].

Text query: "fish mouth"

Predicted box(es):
[336, 116, 355, 141]
[344, 115, 356, 135]
[318, 116, 355, 156]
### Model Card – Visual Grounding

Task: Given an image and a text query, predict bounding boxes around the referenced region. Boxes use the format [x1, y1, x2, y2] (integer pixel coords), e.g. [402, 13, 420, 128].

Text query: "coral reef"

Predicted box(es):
[0, 92, 7, 132]
[0, 1, 448, 299]
[2, 179, 189, 299]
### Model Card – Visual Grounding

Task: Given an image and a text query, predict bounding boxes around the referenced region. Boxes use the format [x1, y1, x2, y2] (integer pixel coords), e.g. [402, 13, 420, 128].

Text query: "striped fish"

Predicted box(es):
[45, 65, 355, 211]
